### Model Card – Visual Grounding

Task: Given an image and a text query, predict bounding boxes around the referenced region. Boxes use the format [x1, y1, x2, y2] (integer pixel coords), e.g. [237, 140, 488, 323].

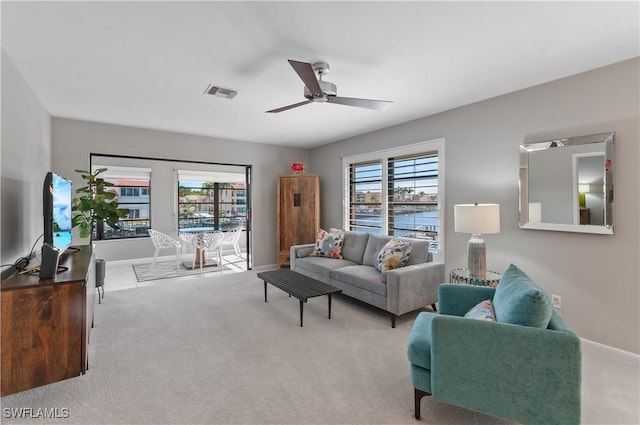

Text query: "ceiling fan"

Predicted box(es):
[266, 60, 393, 113]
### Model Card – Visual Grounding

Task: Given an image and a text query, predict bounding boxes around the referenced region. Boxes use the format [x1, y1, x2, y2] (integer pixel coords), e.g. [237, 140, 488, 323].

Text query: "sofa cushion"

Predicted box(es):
[362, 235, 393, 266]
[331, 265, 387, 297]
[464, 299, 496, 321]
[407, 312, 436, 371]
[340, 231, 370, 264]
[400, 238, 431, 265]
[294, 256, 358, 278]
[310, 228, 344, 259]
[375, 237, 413, 272]
[493, 264, 552, 328]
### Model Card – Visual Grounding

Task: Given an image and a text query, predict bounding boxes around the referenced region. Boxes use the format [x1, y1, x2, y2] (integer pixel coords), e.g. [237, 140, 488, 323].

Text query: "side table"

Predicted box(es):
[450, 267, 502, 287]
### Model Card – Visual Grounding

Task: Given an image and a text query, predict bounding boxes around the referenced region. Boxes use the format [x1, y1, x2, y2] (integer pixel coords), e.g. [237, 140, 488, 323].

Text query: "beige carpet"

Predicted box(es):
[1, 270, 638, 425]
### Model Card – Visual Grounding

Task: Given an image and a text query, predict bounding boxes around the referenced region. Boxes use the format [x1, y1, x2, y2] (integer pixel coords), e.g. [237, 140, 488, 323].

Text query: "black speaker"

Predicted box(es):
[39, 243, 61, 279]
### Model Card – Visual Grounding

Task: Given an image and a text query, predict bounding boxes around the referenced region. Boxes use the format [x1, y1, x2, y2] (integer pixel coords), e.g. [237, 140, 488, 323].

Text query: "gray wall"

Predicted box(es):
[51, 118, 309, 268]
[309, 58, 640, 353]
[1, 50, 52, 270]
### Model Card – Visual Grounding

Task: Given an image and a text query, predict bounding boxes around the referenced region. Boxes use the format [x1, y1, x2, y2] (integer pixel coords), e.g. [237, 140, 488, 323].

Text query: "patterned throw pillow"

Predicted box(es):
[464, 299, 496, 321]
[310, 228, 344, 259]
[374, 237, 413, 272]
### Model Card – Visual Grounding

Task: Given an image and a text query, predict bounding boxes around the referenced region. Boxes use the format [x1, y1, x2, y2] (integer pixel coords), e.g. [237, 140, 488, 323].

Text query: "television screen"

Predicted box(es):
[43, 172, 73, 251]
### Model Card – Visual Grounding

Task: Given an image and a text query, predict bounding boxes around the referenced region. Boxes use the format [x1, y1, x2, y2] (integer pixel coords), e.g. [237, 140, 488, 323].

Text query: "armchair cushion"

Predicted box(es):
[492, 264, 552, 328]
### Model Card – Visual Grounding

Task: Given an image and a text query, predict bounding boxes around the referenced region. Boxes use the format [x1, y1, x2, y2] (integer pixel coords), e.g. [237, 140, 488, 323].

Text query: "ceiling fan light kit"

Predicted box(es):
[266, 59, 393, 113]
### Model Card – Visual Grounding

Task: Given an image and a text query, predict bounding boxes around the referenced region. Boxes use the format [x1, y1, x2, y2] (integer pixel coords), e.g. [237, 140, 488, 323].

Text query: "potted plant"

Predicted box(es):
[71, 168, 129, 240]
[72, 168, 129, 295]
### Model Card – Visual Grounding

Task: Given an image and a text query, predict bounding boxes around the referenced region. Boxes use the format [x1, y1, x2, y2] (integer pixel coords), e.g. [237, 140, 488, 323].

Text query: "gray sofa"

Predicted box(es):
[290, 231, 445, 327]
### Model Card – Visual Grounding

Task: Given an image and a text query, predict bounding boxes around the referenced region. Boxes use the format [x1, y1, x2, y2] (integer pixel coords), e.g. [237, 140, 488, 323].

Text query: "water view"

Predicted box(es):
[354, 209, 439, 250]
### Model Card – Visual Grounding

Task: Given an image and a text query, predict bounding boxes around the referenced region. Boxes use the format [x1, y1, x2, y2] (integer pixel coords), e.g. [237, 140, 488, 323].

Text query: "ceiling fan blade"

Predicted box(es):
[266, 99, 313, 113]
[288, 60, 323, 99]
[327, 96, 393, 111]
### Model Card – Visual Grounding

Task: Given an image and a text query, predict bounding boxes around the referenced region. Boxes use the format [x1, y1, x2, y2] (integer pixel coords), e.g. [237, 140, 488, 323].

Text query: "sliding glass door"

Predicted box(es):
[90, 153, 252, 270]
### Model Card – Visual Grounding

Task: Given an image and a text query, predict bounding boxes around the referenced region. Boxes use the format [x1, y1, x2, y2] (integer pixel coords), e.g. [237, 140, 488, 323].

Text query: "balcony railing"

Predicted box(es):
[97, 218, 151, 240]
[178, 215, 246, 232]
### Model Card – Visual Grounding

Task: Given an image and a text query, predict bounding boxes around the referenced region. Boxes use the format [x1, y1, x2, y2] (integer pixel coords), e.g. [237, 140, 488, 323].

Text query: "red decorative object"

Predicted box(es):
[605, 159, 612, 170]
[291, 162, 305, 174]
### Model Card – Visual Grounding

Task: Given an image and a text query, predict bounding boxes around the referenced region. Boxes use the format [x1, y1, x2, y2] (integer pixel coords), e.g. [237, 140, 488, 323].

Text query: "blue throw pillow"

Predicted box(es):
[492, 264, 552, 328]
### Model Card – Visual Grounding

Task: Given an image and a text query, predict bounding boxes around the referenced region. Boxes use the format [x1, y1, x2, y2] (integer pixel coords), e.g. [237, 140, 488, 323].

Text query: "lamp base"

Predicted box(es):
[467, 233, 486, 279]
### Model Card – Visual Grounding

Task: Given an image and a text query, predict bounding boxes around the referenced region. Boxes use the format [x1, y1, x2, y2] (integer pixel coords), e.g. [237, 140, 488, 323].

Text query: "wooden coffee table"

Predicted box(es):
[257, 269, 342, 327]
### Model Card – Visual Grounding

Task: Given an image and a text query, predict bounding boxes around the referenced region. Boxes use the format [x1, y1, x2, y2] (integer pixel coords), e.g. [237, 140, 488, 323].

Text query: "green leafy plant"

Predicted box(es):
[71, 168, 129, 239]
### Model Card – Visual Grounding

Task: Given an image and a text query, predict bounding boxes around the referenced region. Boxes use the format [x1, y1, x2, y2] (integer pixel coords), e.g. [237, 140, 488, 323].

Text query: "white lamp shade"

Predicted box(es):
[454, 204, 500, 234]
[578, 184, 590, 193]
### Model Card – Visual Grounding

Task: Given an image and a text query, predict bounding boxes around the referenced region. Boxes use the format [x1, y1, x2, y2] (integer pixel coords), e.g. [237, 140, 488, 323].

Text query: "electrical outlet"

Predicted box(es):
[551, 294, 562, 309]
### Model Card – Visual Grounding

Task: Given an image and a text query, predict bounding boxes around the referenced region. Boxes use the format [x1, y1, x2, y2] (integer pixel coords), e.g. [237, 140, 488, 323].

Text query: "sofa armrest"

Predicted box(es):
[289, 244, 314, 271]
[386, 262, 445, 315]
[431, 315, 581, 425]
[438, 284, 497, 316]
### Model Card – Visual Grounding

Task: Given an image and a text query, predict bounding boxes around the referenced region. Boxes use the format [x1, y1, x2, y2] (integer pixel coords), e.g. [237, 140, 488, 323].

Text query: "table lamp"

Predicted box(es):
[578, 184, 590, 208]
[454, 203, 500, 279]
[528, 202, 542, 223]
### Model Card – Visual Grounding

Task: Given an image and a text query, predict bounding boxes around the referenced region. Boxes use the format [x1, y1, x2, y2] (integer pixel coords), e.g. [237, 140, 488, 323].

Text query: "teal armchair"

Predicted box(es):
[408, 278, 581, 425]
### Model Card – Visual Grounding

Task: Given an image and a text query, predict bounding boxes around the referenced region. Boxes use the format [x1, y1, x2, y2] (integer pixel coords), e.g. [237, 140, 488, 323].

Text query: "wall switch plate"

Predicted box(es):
[551, 294, 562, 309]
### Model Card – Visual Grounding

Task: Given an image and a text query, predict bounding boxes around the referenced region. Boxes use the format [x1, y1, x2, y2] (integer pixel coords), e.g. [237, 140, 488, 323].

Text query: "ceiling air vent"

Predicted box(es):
[203, 84, 238, 99]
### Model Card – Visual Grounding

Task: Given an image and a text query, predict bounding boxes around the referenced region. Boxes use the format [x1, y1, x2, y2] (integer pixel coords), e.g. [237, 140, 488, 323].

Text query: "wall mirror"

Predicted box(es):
[519, 132, 614, 234]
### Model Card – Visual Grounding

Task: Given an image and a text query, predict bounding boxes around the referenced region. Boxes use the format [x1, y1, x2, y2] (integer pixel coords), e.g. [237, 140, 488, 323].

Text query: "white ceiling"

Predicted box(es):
[2, 1, 638, 148]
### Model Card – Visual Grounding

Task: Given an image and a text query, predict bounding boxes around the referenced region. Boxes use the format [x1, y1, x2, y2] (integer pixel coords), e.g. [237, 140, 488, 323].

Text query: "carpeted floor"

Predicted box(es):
[1, 270, 638, 425]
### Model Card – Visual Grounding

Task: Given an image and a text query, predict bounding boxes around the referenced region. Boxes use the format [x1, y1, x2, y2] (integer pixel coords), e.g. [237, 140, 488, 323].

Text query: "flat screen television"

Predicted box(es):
[43, 171, 73, 251]
[40, 172, 72, 278]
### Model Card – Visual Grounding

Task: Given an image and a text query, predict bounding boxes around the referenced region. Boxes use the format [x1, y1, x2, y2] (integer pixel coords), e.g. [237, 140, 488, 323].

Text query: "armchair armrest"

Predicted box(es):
[431, 315, 581, 425]
[438, 284, 497, 316]
[386, 262, 445, 315]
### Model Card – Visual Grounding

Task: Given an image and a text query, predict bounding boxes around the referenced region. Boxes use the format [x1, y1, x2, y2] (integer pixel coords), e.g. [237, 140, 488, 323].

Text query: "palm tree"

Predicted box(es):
[394, 186, 413, 201]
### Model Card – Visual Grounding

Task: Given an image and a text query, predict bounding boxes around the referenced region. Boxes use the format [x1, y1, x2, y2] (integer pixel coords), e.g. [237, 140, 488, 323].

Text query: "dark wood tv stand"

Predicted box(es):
[1, 245, 96, 396]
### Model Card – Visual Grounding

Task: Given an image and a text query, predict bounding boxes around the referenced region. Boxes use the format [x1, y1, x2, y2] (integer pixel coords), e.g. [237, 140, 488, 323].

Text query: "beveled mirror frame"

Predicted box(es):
[519, 132, 614, 234]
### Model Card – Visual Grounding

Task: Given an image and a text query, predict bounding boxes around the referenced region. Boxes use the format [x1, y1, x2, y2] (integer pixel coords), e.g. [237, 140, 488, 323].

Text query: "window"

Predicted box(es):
[388, 153, 439, 238]
[348, 161, 383, 235]
[88, 154, 253, 270]
[93, 166, 151, 240]
[177, 170, 246, 232]
[343, 139, 443, 258]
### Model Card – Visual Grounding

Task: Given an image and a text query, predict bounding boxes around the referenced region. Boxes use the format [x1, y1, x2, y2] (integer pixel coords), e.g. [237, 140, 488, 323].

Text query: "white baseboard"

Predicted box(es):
[580, 337, 640, 359]
[252, 264, 277, 271]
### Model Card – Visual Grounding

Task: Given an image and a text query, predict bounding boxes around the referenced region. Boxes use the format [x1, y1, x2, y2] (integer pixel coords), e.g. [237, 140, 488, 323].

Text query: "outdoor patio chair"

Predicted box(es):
[191, 231, 224, 272]
[222, 225, 243, 257]
[179, 232, 196, 257]
[148, 229, 182, 269]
